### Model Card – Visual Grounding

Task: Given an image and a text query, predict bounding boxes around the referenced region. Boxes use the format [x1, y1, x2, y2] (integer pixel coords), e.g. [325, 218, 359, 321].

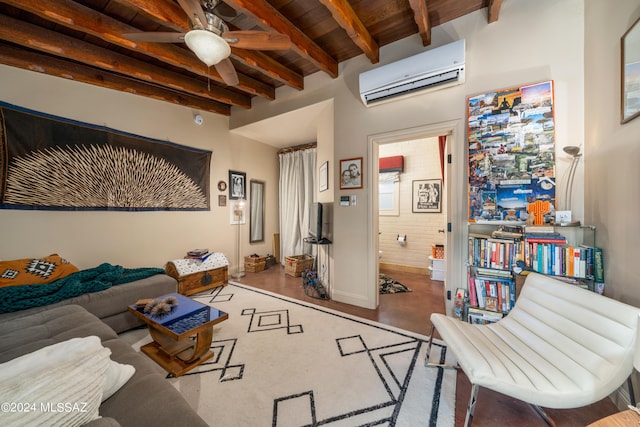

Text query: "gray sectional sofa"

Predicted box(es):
[0, 273, 209, 427]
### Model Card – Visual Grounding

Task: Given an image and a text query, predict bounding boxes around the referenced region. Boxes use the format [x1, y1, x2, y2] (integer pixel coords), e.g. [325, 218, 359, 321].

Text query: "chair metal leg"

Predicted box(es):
[424, 324, 458, 369]
[628, 375, 637, 407]
[529, 404, 557, 427]
[464, 384, 479, 427]
[424, 324, 435, 366]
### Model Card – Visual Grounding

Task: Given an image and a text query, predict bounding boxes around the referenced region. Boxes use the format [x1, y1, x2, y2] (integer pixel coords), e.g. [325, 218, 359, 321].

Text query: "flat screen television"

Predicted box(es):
[308, 202, 331, 243]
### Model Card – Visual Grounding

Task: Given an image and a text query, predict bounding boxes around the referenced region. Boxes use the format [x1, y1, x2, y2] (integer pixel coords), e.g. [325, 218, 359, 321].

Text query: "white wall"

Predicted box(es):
[378, 138, 446, 270]
[232, 0, 586, 309]
[585, 0, 640, 305]
[0, 65, 279, 271]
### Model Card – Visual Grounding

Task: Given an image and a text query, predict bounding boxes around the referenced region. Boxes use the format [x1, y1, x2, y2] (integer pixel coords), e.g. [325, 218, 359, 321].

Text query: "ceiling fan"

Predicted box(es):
[123, 0, 292, 86]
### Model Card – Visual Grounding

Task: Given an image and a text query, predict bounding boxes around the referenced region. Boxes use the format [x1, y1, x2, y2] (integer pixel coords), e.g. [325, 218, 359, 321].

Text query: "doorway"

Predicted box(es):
[377, 137, 446, 277]
[367, 120, 466, 314]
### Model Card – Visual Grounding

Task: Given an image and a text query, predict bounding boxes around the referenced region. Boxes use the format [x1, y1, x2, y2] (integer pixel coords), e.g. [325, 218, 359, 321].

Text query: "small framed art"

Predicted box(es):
[229, 170, 246, 200]
[412, 179, 441, 213]
[339, 157, 363, 189]
[319, 161, 329, 192]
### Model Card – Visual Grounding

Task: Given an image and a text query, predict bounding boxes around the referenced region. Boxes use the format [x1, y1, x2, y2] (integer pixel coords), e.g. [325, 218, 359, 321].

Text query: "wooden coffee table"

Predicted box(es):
[128, 293, 228, 377]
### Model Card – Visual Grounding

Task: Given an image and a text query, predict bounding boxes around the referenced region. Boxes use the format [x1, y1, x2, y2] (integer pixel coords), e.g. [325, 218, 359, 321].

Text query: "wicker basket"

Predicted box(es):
[244, 256, 267, 273]
[284, 255, 314, 277]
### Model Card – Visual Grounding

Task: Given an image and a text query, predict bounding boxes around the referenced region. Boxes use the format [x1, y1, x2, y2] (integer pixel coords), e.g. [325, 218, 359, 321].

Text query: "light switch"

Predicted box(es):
[351, 195, 357, 206]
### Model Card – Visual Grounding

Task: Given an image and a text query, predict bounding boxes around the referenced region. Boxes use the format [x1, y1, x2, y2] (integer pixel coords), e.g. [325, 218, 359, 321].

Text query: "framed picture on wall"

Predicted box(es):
[412, 179, 441, 213]
[622, 16, 640, 123]
[229, 170, 246, 200]
[319, 161, 329, 192]
[339, 157, 363, 189]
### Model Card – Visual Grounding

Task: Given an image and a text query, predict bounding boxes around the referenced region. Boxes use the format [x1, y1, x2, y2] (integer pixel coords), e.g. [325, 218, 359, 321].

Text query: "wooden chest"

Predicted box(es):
[165, 263, 228, 296]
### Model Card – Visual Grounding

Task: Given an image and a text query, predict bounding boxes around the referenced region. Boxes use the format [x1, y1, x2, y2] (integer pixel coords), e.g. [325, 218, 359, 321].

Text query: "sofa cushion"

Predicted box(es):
[0, 304, 118, 363]
[0, 274, 178, 334]
[99, 338, 208, 427]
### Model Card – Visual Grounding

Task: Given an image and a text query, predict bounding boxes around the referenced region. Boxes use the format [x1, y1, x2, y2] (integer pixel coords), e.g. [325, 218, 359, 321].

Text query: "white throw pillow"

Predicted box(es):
[102, 359, 136, 402]
[0, 336, 134, 426]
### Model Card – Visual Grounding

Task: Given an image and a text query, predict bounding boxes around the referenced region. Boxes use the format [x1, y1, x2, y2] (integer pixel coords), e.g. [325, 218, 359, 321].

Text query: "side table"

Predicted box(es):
[128, 293, 228, 377]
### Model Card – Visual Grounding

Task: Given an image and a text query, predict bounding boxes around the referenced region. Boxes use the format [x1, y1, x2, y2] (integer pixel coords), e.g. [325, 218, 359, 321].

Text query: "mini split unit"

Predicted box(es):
[359, 39, 465, 107]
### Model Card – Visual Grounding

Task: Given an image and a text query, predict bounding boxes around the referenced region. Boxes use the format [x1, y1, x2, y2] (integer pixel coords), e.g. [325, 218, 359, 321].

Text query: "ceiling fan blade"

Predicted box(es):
[122, 32, 186, 43]
[222, 31, 292, 51]
[177, 0, 208, 29]
[215, 58, 240, 86]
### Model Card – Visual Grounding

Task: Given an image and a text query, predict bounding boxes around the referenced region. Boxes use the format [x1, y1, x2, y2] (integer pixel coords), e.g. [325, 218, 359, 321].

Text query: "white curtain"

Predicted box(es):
[279, 148, 316, 263]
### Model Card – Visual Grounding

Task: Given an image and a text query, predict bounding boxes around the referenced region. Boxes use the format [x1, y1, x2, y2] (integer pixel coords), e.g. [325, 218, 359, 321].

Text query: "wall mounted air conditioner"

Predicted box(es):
[359, 39, 465, 107]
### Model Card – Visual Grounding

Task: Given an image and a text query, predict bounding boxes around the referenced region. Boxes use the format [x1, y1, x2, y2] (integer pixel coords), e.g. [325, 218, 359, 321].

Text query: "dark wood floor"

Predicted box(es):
[235, 265, 620, 426]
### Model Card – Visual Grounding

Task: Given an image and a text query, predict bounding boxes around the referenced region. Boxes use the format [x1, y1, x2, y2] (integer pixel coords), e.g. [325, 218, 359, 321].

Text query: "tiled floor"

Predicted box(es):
[235, 265, 620, 426]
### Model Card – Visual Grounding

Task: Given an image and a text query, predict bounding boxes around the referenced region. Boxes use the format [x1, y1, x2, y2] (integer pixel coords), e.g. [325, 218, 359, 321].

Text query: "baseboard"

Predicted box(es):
[379, 262, 429, 275]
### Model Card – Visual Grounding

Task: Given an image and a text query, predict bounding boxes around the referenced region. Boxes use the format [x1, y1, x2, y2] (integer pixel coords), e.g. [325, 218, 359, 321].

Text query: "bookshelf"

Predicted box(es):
[464, 222, 601, 323]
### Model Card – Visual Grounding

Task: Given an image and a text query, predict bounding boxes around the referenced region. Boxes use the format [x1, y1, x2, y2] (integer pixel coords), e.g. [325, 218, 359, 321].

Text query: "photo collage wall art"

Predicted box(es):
[467, 80, 556, 223]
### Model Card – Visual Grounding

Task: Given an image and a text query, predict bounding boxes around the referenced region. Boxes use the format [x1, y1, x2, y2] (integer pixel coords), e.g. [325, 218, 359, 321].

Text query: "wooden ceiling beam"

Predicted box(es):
[408, 0, 431, 46]
[0, 14, 252, 108]
[488, 0, 503, 23]
[317, 0, 379, 63]
[0, 43, 231, 115]
[114, 0, 303, 90]
[231, 48, 303, 90]
[223, 0, 339, 78]
[2, 0, 276, 99]
[111, 0, 189, 32]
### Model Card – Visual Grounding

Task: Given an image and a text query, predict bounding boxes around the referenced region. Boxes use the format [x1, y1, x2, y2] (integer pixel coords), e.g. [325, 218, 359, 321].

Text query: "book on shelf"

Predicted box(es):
[524, 234, 567, 244]
[471, 276, 514, 313]
[484, 296, 499, 312]
[474, 266, 512, 278]
[525, 225, 556, 234]
[524, 242, 601, 280]
[467, 306, 503, 324]
[491, 224, 524, 239]
[593, 247, 604, 283]
[468, 235, 522, 271]
[474, 278, 486, 308]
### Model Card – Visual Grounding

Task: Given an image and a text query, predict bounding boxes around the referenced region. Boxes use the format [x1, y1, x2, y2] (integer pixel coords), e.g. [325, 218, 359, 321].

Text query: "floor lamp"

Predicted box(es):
[231, 198, 246, 279]
[559, 145, 582, 226]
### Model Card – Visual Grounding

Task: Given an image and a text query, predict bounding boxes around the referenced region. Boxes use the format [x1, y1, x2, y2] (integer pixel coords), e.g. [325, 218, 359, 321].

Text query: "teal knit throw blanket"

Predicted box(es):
[0, 263, 165, 313]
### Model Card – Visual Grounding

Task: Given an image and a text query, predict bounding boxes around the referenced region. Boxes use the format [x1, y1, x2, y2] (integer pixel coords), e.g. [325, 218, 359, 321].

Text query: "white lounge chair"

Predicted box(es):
[427, 272, 640, 426]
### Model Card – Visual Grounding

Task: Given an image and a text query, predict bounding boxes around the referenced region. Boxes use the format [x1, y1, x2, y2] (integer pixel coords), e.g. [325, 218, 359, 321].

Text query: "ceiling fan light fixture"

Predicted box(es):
[184, 29, 230, 66]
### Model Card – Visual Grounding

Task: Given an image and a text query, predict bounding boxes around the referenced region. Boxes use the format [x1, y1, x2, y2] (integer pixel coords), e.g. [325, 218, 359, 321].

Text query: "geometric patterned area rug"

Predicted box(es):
[123, 282, 456, 426]
[379, 273, 413, 294]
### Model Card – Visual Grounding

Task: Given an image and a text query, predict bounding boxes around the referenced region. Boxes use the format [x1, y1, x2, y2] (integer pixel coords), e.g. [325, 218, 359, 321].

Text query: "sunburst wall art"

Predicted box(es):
[0, 102, 211, 211]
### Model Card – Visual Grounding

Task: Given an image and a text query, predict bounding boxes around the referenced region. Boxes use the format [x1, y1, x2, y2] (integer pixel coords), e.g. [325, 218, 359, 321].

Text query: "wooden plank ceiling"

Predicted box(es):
[0, 0, 501, 116]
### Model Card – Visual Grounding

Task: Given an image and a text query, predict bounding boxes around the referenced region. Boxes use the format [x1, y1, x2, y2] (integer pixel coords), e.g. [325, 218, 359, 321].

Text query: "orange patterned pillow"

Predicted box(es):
[0, 254, 79, 288]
